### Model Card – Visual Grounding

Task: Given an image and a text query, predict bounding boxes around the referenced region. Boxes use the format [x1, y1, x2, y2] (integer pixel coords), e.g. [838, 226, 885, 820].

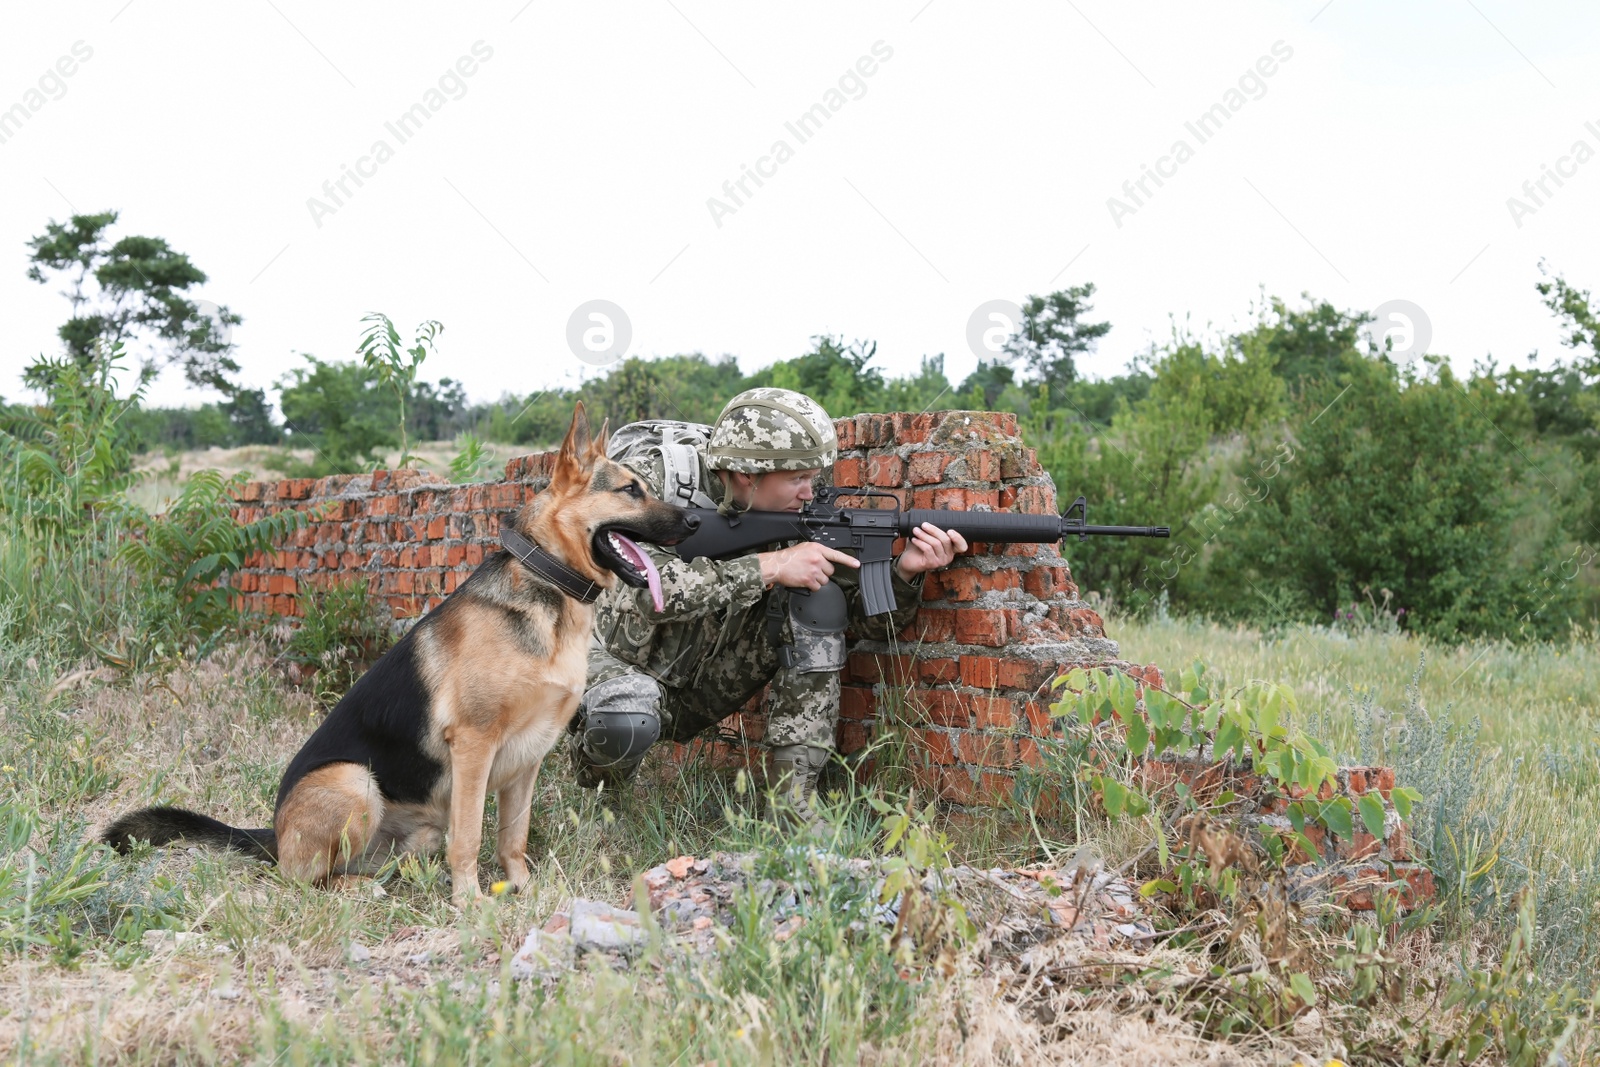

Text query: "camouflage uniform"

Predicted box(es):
[573, 389, 926, 797]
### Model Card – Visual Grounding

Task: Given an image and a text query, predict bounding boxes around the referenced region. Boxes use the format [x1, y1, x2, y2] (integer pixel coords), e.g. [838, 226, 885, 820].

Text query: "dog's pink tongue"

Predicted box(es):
[612, 533, 664, 613]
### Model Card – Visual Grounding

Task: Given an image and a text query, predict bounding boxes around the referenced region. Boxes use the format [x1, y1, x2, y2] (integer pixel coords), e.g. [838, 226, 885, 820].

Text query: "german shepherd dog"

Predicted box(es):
[103, 405, 695, 904]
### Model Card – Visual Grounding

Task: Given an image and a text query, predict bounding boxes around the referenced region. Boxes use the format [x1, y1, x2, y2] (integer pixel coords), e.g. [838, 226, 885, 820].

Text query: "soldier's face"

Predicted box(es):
[732, 469, 822, 512]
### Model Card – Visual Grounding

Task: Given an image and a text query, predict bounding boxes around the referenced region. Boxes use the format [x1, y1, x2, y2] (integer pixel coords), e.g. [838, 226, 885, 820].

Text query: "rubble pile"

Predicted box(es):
[511, 851, 1160, 980]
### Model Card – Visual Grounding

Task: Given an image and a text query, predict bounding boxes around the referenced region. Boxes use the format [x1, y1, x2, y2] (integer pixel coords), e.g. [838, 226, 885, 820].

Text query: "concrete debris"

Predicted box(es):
[511, 850, 1158, 979]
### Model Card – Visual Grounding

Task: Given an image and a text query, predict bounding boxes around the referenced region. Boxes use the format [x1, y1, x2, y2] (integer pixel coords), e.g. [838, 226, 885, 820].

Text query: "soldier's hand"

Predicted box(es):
[761, 542, 859, 590]
[893, 523, 968, 580]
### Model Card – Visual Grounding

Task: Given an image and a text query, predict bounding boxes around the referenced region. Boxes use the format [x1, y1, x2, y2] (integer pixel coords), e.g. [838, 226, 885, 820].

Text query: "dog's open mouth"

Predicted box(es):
[594, 527, 664, 612]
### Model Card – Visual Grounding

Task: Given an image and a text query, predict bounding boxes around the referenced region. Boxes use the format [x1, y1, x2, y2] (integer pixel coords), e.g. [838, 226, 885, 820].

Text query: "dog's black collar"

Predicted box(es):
[500, 527, 601, 604]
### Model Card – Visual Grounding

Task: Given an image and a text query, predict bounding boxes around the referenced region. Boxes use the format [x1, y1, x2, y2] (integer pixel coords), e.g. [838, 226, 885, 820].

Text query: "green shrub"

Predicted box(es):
[1211, 358, 1578, 639]
[116, 469, 308, 663]
[283, 578, 393, 703]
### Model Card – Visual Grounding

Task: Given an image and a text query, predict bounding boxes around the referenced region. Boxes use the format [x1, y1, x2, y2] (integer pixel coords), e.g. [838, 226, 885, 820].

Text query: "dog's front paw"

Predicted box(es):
[450, 875, 483, 908]
[499, 855, 532, 895]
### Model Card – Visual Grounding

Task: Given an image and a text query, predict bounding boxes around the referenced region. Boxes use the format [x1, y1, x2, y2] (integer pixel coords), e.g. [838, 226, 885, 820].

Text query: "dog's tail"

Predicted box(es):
[102, 806, 277, 863]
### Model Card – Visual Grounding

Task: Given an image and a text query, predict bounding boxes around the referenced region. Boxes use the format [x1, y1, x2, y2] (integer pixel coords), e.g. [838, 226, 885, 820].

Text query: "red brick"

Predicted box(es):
[932, 488, 999, 511]
[967, 449, 1000, 481]
[1387, 821, 1414, 861]
[915, 729, 956, 765]
[907, 608, 956, 643]
[1013, 485, 1053, 514]
[1002, 660, 1057, 692]
[1342, 829, 1383, 862]
[907, 452, 950, 485]
[1288, 824, 1327, 864]
[1023, 700, 1053, 733]
[999, 447, 1037, 479]
[846, 652, 881, 684]
[917, 657, 961, 684]
[1018, 738, 1044, 768]
[867, 454, 904, 486]
[972, 695, 1017, 730]
[833, 457, 864, 487]
[979, 772, 1014, 804]
[909, 689, 971, 728]
[891, 412, 935, 444]
[960, 656, 1001, 689]
[937, 768, 979, 804]
[1023, 567, 1075, 599]
[834, 419, 858, 450]
[955, 608, 1014, 647]
[910, 490, 937, 509]
[958, 732, 1016, 767]
[932, 567, 1021, 602]
[854, 414, 894, 447]
[837, 721, 868, 755]
[840, 687, 876, 721]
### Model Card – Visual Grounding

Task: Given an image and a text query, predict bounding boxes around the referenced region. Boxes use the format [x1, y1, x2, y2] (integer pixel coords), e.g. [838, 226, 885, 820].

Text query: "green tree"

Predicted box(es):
[746, 336, 886, 416]
[1246, 293, 1369, 384]
[958, 359, 1015, 409]
[1003, 284, 1112, 399]
[275, 357, 397, 475]
[25, 211, 242, 393]
[356, 313, 443, 468]
[883, 355, 953, 412]
[1537, 265, 1600, 370]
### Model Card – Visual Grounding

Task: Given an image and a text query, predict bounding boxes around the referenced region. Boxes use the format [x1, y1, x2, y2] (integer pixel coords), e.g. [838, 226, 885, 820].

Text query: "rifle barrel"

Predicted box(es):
[1078, 524, 1171, 538]
[899, 509, 1170, 542]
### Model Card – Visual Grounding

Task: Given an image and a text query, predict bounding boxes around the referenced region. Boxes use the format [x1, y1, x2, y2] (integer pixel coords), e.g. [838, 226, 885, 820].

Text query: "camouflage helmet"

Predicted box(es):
[705, 388, 836, 474]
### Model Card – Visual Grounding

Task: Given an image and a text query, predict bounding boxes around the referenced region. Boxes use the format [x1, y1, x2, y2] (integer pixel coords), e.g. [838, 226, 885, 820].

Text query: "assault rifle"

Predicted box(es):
[674, 486, 1170, 616]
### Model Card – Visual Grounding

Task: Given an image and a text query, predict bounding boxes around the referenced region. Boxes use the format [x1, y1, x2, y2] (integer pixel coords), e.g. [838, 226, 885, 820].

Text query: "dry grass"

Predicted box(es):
[127, 439, 517, 513]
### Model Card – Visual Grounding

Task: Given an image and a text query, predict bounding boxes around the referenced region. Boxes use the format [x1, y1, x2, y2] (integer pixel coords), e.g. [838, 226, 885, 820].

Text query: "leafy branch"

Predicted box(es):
[355, 312, 444, 469]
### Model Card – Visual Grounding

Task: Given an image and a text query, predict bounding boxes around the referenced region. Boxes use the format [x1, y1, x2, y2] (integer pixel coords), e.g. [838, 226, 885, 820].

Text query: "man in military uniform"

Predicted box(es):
[570, 387, 967, 820]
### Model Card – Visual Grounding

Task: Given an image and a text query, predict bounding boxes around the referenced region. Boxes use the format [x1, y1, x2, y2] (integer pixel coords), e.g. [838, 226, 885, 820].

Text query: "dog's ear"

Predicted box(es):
[554, 402, 594, 484]
[590, 418, 610, 462]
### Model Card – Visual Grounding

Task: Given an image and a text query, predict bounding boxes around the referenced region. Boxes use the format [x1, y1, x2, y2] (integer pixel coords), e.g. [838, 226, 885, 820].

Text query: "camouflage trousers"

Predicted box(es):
[583, 587, 841, 752]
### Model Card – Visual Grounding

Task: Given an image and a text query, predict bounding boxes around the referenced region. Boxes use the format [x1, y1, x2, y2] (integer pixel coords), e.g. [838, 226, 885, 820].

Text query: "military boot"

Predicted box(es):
[768, 744, 830, 826]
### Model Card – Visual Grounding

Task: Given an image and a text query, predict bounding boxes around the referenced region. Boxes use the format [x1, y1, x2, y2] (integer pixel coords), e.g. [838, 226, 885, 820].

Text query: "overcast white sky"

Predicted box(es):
[3, 1, 1598, 410]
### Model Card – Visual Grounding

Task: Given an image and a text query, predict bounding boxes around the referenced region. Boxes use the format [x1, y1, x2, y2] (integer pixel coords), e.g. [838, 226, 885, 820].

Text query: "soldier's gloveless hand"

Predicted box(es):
[760, 542, 860, 591]
[893, 522, 968, 580]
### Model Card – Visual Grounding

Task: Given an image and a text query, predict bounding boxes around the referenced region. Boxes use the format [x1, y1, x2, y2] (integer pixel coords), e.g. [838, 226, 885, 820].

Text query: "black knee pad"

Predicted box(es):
[785, 581, 848, 674]
[577, 672, 663, 765]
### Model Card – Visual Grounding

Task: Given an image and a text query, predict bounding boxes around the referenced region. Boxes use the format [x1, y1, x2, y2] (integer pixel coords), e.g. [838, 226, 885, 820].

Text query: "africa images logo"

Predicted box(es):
[705, 41, 895, 228]
[1106, 40, 1294, 228]
[305, 41, 495, 228]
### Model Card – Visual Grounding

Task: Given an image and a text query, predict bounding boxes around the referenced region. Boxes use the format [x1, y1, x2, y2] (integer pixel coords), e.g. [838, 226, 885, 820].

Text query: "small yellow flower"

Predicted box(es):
[1, 766, 13, 773]
[490, 880, 509, 896]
